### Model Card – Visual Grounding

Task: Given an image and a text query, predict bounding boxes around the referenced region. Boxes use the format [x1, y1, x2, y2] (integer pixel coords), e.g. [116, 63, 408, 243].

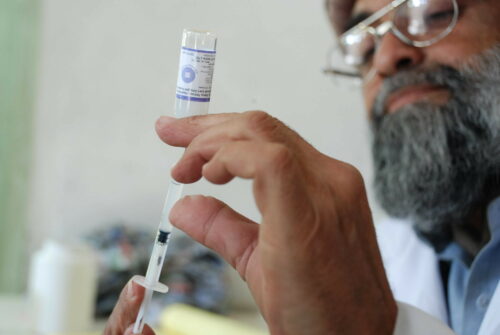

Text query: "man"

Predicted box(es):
[105, 0, 500, 334]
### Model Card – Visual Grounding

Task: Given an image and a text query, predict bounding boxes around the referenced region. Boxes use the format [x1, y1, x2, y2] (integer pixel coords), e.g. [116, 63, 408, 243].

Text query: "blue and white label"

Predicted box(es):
[176, 47, 216, 102]
[181, 66, 196, 83]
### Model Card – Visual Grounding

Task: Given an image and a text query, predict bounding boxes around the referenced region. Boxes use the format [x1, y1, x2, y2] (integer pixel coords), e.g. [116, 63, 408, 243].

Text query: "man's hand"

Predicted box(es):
[158, 111, 397, 335]
[104, 277, 156, 335]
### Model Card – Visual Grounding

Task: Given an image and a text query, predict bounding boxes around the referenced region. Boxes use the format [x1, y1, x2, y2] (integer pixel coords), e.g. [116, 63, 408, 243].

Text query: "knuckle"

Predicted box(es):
[186, 114, 206, 125]
[346, 164, 363, 182]
[244, 110, 279, 136]
[219, 141, 235, 156]
[268, 144, 294, 172]
[189, 130, 205, 148]
[340, 163, 367, 197]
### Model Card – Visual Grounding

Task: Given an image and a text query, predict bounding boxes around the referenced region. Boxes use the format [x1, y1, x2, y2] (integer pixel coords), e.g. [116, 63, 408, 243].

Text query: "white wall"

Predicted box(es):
[30, 0, 384, 305]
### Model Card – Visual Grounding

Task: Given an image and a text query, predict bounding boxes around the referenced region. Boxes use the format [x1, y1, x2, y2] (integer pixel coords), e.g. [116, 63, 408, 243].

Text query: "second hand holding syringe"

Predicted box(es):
[133, 29, 217, 334]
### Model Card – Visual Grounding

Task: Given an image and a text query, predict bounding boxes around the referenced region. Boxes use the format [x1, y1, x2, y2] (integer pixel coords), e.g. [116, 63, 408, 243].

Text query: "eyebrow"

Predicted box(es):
[343, 11, 372, 32]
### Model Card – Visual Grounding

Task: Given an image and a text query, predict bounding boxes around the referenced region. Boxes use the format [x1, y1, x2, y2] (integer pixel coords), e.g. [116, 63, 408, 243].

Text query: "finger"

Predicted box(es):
[104, 277, 146, 335]
[202, 140, 260, 184]
[204, 140, 302, 206]
[155, 113, 238, 147]
[169, 195, 259, 278]
[171, 112, 292, 183]
[200, 141, 314, 244]
[171, 120, 247, 183]
[156, 111, 295, 149]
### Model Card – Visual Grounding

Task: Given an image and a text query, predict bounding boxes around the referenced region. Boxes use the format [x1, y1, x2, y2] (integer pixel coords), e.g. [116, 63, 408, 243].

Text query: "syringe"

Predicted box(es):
[132, 29, 217, 334]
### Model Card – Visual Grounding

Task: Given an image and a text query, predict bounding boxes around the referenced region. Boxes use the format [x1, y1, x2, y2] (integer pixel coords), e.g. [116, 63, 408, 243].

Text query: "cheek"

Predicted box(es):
[428, 38, 491, 67]
[426, 6, 500, 65]
[362, 78, 382, 118]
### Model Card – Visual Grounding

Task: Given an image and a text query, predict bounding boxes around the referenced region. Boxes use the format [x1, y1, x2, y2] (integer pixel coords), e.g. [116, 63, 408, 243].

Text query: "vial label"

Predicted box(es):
[176, 47, 216, 102]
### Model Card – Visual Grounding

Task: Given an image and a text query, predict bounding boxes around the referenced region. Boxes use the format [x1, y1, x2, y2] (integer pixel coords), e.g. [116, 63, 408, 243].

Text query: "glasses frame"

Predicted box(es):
[324, 0, 459, 79]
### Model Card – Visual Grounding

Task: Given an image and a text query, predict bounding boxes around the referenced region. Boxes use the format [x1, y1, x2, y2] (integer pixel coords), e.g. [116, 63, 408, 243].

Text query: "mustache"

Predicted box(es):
[371, 65, 475, 119]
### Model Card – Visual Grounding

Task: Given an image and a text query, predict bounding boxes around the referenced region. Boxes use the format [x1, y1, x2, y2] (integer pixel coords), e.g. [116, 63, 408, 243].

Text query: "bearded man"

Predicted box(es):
[106, 0, 500, 334]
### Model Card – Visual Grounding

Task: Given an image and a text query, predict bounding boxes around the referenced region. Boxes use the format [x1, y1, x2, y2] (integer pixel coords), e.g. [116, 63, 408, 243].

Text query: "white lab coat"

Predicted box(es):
[376, 218, 500, 335]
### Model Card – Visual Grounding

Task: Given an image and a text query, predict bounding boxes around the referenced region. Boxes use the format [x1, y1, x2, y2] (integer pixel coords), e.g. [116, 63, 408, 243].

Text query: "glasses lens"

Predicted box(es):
[340, 29, 376, 67]
[394, 0, 457, 44]
[325, 44, 362, 79]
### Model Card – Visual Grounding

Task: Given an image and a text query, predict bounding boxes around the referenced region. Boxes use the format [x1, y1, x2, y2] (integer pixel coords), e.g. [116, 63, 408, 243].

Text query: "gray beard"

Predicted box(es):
[371, 46, 500, 245]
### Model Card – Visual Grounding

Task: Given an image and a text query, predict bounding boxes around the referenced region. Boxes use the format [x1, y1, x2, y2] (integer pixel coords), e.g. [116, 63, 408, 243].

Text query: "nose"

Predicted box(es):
[372, 32, 425, 77]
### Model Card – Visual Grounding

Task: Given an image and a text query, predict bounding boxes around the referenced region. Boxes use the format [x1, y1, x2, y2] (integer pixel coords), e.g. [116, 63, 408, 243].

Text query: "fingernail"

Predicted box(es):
[156, 115, 174, 127]
[124, 325, 138, 335]
[171, 162, 179, 174]
[169, 195, 190, 221]
[127, 276, 141, 301]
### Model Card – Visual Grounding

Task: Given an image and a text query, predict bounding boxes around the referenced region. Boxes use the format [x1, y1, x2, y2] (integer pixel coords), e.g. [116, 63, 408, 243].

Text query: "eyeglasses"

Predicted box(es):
[324, 0, 459, 80]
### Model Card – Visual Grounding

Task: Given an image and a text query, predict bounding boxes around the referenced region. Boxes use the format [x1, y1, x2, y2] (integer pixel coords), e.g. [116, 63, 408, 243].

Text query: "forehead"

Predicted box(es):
[353, 0, 392, 16]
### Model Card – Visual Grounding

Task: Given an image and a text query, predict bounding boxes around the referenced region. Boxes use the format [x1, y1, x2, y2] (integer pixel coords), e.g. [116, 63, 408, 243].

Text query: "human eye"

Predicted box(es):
[422, 1, 456, 28]
[425, 8, 454, 25]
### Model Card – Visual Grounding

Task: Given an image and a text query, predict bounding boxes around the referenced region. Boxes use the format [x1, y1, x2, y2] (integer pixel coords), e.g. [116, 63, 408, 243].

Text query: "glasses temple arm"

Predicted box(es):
[323, 68, 361, 78]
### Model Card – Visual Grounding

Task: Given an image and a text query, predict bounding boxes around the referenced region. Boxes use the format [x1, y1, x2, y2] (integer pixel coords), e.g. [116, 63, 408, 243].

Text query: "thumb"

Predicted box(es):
[170, 195, 259, 278]
[104, 277, 154, 335]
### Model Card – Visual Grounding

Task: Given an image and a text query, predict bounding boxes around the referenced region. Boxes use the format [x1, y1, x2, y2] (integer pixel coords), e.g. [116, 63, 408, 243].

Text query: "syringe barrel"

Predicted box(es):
[144, 240, 169, 284]
[175, 29, 217, 117]
[158, 179, 184, 232]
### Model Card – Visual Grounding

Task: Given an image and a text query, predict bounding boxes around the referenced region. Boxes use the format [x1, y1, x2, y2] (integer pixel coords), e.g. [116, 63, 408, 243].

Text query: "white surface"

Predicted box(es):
[29, 0, 382, 306]
[394, 302, 456, 335]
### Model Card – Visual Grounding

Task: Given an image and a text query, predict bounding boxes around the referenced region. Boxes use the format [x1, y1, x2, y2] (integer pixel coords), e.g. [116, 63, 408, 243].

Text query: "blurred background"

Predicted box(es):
[0, 0, 384, 333]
